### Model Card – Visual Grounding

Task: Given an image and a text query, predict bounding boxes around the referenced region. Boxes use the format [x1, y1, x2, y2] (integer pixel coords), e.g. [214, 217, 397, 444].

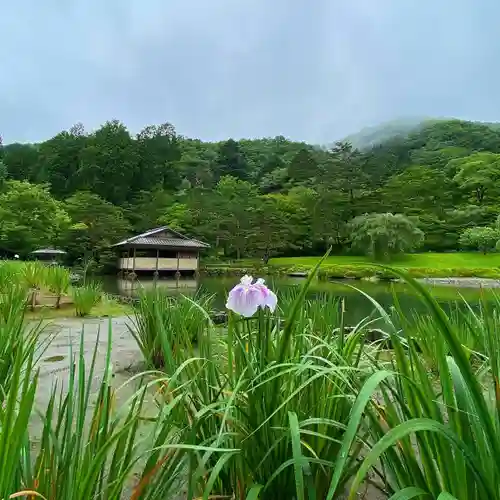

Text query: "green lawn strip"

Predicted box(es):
[204, 253, 500, 279]
[270, 253, 500, 269]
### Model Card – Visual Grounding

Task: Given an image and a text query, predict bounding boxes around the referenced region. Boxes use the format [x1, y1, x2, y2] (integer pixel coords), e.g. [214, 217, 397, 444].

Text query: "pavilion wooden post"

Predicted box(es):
[154, 248, 159, 284]
[132, 248, 136, 272]
[175, 251, 181, 282]
[195, 251, 200, 278]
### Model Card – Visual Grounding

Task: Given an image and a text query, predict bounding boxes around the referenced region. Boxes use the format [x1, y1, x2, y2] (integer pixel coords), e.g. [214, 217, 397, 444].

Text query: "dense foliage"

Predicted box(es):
[4, 118, 500, 262]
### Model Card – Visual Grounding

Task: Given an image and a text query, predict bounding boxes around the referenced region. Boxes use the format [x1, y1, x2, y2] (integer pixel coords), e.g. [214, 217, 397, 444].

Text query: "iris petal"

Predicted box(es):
[226, 277, 278, 317]
[263, 290, 277, 312]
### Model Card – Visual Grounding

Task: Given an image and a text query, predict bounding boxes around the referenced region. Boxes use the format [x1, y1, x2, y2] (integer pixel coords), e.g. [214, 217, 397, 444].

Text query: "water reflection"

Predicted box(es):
[115, 277, 199, 297]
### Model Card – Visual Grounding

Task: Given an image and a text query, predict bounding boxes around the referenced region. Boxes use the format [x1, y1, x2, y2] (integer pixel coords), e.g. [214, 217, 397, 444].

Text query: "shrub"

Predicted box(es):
[21, 261, 47, 310]
[459, 226, 500, 253]
[129, 289, 214, 370]
[46, 265, 71, 308]
[72, 282, 102, 316]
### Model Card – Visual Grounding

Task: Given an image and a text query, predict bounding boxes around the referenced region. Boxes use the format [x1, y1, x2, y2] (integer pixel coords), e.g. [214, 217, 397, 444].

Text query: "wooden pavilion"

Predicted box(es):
[31, 248, 67, 264]
[111, 226, 209, 276]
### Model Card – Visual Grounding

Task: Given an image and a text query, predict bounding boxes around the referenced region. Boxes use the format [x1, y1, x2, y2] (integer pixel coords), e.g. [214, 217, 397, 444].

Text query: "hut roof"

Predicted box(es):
[31, 248, 67, 255]
[111, 226, 209, 249]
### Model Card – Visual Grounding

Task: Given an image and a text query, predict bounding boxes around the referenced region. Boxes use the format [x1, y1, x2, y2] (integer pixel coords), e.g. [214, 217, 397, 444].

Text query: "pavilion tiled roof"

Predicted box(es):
[112, 226, 209, 249]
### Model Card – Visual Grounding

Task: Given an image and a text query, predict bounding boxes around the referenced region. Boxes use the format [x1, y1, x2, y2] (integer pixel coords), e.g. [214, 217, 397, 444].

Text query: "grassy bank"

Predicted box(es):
[205, 252, 500, 279]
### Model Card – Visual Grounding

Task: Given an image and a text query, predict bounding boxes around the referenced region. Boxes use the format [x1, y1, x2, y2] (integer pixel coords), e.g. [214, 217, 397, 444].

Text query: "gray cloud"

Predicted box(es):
[1, 0, 499, 144]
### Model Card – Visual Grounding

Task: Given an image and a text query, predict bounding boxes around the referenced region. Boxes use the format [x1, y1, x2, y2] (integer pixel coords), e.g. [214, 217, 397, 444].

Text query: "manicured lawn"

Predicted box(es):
[269, 253, 500, 269]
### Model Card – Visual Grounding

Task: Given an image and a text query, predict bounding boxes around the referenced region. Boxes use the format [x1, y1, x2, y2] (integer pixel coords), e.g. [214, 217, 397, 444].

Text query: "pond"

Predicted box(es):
[102, 275, 499, 326]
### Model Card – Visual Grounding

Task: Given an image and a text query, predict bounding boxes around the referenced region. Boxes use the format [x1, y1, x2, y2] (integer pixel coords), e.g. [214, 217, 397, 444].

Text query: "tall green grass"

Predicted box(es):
[129, 288, 214, 370]
[72, 282, 102, 316]
[32, 325, 162, 500]
[21, 261, 47, 311]
[129, 256, 383, 499]
[129, 264, 500, 499]
[0, 282, 48, 499]
[342, 274, 500, 499]
[46, 265, 71, 308]
[0, 287, 230, 499]
[0, 285, 50, 401]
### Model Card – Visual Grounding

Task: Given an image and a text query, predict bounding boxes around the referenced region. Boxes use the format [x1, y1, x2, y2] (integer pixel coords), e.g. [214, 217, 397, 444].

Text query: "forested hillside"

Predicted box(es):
[2, 118, 500, 266]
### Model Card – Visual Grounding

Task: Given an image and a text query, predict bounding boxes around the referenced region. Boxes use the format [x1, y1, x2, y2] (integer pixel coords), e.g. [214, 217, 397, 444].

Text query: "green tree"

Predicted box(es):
[36, 129, 86, 195]
[77, 120, 139, 205]
[158, 203, 194, 233]
[259, 167, 289, 193]
[63, 191, 130, 264]
[1, 143, 39, 181]
[0, 181, 70, 253]
[259, 153, 286, 177]
[459, 226, 500, 253]
[216, 139, 248, 180]
[444, 205, 497, 244]
[325, 141, 368, 205]
[348, 213, 424, 261]
[410, 145, 469, 169]
[135, 123, 181, 191]
[176, 155, 214, 187]
[0, 161, 7, 189]
[213, 176, 257, 259]
[290, 186, 348, 252]
[288, 148, 318, 183]
[126, 189, 175, 233]
[416, 214, 458, 252]
[381, 166, 457, 214]
[247, 194, 298, 263]
[448, 152, 500, 204]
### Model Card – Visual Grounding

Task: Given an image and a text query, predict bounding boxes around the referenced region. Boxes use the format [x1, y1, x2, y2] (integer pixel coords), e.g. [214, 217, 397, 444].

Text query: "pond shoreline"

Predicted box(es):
[417, 277, 500, 288]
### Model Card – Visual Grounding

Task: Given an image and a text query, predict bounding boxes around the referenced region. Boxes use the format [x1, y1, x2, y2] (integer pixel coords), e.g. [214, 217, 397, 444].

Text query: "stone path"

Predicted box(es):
[34, 316, 144, 425]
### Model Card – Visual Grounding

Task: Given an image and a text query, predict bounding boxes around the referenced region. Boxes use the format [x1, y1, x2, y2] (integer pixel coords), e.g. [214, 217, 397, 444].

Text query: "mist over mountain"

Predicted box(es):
[343, 117, 500, 150]
[342, 118, 430, 149]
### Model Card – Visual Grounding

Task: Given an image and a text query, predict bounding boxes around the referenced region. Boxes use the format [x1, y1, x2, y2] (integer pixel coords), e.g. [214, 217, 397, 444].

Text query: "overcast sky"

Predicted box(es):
[1, 0, 499, 145]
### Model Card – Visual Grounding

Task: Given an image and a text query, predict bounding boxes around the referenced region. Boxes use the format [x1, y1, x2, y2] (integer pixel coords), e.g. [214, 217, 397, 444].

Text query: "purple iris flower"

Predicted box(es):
[226, 275, 278, 317]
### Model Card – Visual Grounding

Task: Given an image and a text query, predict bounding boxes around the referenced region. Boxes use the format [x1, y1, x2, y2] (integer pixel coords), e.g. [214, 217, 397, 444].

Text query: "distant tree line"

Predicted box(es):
[2, 118, 500, 266]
